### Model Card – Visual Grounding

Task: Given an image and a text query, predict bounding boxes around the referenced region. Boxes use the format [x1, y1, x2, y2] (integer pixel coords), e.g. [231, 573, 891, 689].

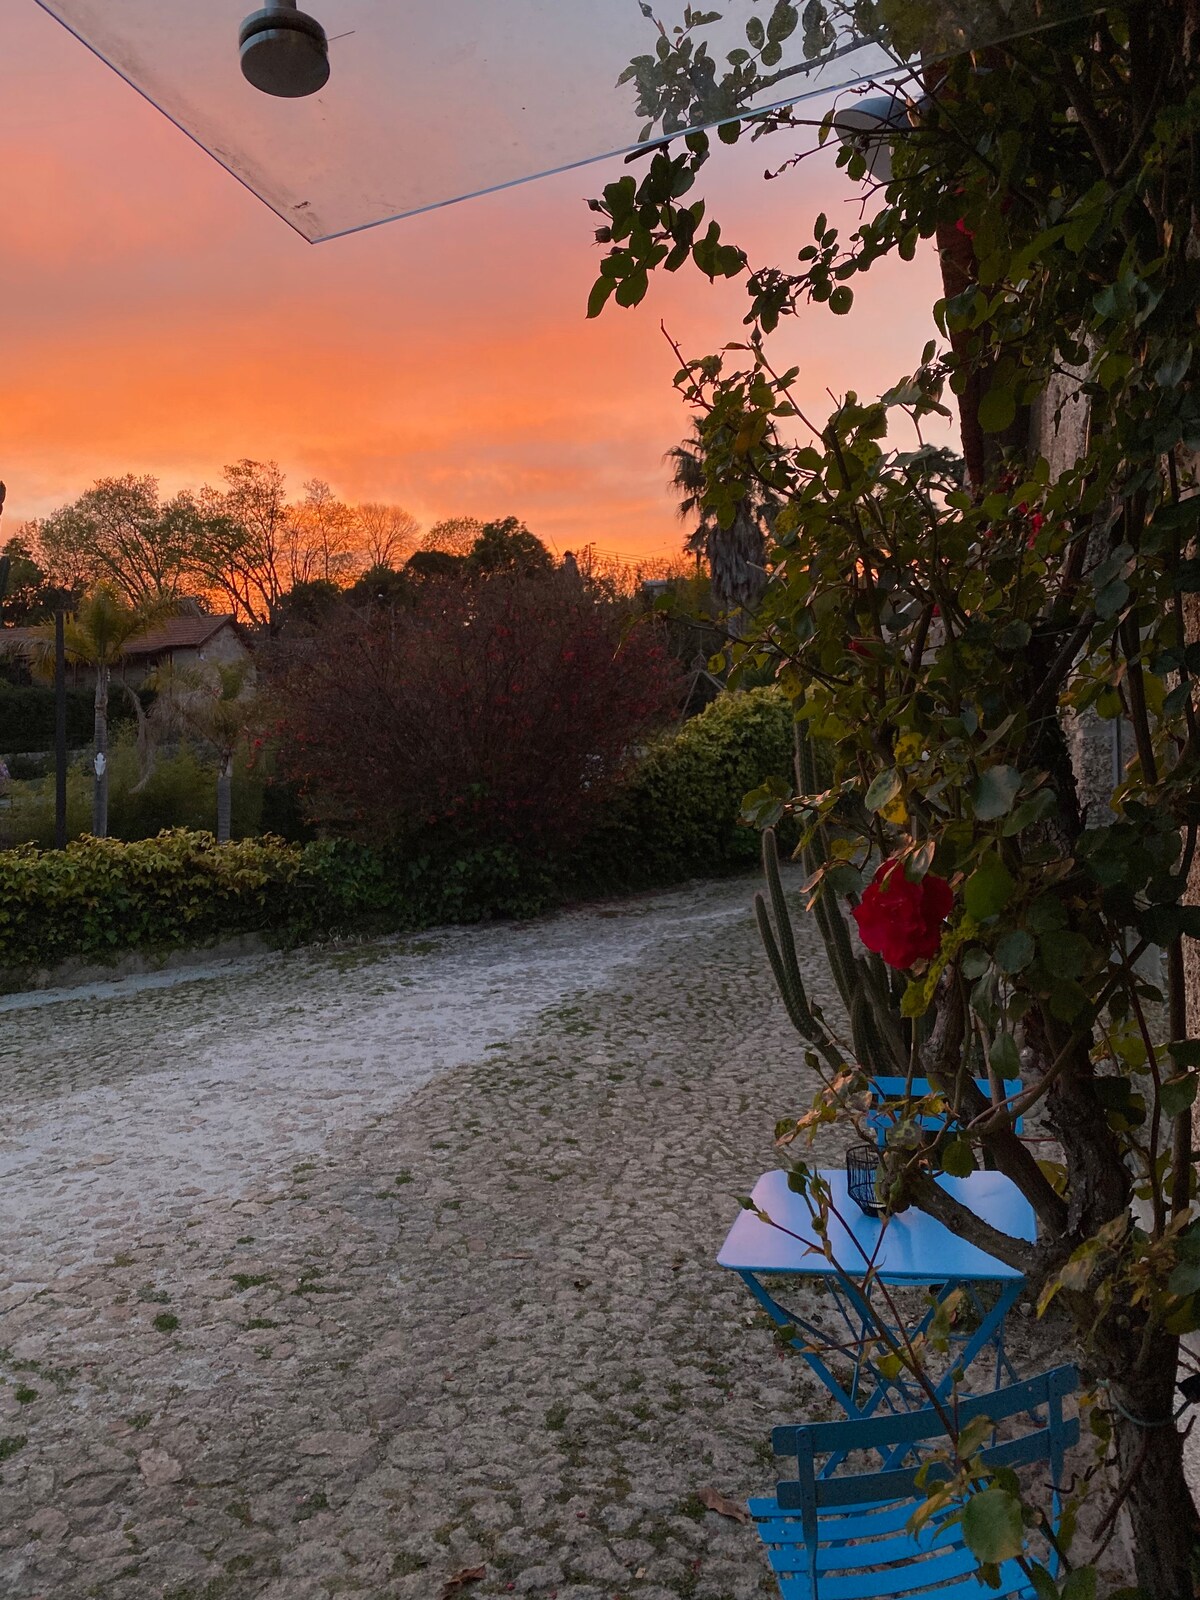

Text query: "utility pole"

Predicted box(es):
[55, 610, 67, 848]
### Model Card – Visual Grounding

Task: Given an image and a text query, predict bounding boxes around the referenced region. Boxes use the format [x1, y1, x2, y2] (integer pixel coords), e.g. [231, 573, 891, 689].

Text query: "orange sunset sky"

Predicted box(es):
[2, 0, 945, 561]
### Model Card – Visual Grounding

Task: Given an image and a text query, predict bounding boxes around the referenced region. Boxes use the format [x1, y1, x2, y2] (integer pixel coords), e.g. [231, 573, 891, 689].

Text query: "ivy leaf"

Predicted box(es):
[961, 1487, 1025, 1564]
[964, 853, 1015, 920]
[971, 766, 1022, 821]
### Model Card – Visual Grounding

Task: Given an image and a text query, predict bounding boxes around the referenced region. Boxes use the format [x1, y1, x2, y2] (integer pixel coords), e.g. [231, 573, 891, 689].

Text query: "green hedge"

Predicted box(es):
[0, 688, 801, 971]
[0, 684, 96, 753]
[573, 687, 796, 891]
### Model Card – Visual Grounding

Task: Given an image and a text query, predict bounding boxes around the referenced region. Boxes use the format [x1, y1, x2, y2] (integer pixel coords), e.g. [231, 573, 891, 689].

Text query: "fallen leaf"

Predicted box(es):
[697, 1486, 751, 1524]
[438, 1566, 486, 1599]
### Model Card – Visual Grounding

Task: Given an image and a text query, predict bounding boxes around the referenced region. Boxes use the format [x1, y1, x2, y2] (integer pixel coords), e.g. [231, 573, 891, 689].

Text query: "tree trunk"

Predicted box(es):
[216, 754, 233, 844]
[1107, 1329, 1200, 1598]
[91, 663, 109, 838]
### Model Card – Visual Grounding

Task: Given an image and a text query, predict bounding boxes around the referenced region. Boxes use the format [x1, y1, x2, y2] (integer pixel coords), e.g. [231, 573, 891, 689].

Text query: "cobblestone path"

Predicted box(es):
[0, 874, 848, 1600]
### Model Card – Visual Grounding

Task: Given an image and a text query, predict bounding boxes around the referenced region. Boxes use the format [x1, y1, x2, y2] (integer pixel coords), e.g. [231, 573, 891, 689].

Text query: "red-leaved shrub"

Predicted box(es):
[268, 573, 683, 851]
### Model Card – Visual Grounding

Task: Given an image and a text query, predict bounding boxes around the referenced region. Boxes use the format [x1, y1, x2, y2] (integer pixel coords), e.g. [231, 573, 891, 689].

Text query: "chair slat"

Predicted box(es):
[773, 1365, 1076, 1457]
[754, 1366, 1076, 1600]
[754, 1498, 916, 1545]
[775, 1564, 1035, 1600]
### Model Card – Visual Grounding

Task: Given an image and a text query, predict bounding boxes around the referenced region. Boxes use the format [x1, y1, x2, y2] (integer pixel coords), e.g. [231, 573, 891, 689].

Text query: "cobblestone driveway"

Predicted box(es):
[0, 873, 846, 1600]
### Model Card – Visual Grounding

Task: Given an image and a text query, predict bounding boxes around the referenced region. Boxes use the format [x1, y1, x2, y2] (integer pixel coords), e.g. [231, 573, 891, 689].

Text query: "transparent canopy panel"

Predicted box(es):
[35, 0, 1106, 242]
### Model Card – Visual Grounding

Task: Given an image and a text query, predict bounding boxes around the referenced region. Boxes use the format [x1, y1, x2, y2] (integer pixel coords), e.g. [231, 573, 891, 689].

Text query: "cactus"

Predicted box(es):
[755, 722, 910, 1080]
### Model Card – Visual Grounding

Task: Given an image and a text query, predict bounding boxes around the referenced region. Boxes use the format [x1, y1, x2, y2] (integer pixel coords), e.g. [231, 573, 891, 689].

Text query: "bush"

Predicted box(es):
[0, 684, 95, 753]
[268, 571, 682, 850]
[0, 690, 804, 971]
[0, 831, 304, 968]
[573, 686, 798, 890]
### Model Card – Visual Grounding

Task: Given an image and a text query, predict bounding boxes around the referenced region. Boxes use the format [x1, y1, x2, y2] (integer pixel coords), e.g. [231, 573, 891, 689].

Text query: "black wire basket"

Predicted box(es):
[846, 1142, 885, 1218]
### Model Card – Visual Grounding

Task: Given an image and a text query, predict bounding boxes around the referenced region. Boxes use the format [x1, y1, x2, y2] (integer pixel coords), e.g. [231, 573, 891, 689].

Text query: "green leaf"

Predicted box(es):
[961, 1487, 1025, 1564]
[586, 276, 616, 320]
[990, 1032, 1021, 1078]
[964, 853, 1015, 920]
[1026, 1563, 1060, 1600]
[1094, 578, 1130, 620]
[767, 0, 799, 42]
[994, 929, 1035, 974]
[996, 619, 1032, 651]
[1169, 1260, 1200, 1296]
[978, 386, 1017, 435]
[1061, 1569, 1097, 1600]
[1161, 1073, 1199, 1120]
[971, 766, 1022, 822]
[962, 947, 990, 979]
[942, 1137, 976, 1178]
[829, 286, 853, 315]
[1168, 1040, 1200, 1068]
[1093, 1077, 1146, 1128]
[864, 768, 902, 814]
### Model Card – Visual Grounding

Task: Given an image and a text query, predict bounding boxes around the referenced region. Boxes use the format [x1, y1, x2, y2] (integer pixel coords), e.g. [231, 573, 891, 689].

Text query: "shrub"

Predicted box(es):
[0, 684, 97, 753]
[0, 691, 806, 971]
[573, 687, 799, 889]
[0, 831, 303, 968]
[269, 571, 682, 850]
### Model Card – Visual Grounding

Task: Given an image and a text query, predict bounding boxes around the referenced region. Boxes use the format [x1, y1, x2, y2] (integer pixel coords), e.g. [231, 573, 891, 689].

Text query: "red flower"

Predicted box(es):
[851, 858, 953, 970]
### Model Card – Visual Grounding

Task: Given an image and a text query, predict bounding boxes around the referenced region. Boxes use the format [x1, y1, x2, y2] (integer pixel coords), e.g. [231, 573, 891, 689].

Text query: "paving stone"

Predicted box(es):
[0, 874, 1066, 1599]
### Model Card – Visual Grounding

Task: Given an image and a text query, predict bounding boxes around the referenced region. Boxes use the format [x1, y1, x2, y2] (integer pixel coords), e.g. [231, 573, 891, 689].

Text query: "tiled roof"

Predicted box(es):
[0, 627, 40, 651]
[122, 616, 239, 656]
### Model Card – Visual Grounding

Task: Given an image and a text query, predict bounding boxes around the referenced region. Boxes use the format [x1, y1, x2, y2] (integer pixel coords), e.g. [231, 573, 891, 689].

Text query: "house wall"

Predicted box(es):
[122, 624, 253, 690]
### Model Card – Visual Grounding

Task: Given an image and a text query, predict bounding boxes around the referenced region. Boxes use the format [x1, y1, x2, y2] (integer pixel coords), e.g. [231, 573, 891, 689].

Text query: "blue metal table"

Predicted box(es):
[718, 1168, 1036, 1425]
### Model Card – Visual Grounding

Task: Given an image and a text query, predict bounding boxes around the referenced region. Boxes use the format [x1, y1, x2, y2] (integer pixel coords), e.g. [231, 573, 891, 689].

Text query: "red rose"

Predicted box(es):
[851, 858, 954, 969]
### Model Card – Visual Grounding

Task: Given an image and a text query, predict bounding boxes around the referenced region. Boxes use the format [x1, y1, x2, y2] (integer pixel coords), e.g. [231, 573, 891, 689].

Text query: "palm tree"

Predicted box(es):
[148, 661, 254, 843]
[31, 585, 170, 837]
[666, 424, 776, 616]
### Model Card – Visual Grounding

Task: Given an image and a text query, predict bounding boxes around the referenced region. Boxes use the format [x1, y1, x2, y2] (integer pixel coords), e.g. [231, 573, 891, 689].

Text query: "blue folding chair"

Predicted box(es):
[865, 1076, 1023, 1150]
[751, 1365, 1078, 1600]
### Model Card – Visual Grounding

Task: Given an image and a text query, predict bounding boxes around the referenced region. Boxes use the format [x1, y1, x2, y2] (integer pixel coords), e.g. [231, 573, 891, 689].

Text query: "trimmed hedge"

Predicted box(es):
[0, 684, 96, 753]
[573, 687, 796, 891]
[0, 688, 799, 971]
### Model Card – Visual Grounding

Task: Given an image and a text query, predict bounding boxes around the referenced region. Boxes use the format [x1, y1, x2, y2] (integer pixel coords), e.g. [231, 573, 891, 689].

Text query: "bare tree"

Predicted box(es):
[292, 479, 365, 586]
[193, 460, 292, 630]
[354, 502, 420, 570]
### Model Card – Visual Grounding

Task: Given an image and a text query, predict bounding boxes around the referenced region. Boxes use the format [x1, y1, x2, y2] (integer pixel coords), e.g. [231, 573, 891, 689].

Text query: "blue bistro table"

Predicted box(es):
[718, 1168, 1037, 1425]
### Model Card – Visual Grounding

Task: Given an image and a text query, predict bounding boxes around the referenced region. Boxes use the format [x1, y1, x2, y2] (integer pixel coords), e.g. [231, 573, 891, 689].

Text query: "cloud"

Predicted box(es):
[2, 0, 947, 557]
